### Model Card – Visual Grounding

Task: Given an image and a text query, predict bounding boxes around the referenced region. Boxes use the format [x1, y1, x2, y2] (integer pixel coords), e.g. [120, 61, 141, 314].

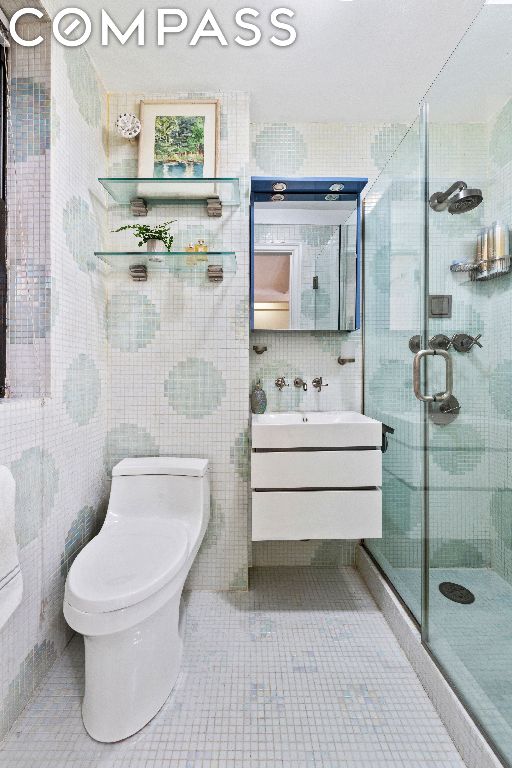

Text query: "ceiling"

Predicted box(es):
[61, 0, 486, 122]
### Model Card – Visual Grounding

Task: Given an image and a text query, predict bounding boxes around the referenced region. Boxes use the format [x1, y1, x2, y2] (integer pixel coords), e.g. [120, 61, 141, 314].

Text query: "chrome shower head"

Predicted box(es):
[429, 181, 483, 214]
[447, 188, 483, 214]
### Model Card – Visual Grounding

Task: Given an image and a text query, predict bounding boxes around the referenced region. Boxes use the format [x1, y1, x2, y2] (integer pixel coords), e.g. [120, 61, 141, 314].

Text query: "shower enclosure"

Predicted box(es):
[364, 4, 512, 765]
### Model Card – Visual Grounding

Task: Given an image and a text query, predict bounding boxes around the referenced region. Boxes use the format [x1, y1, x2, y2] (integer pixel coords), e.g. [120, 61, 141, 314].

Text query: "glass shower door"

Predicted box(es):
[423, 4, 512, 763]
[364, 117, 427, 623]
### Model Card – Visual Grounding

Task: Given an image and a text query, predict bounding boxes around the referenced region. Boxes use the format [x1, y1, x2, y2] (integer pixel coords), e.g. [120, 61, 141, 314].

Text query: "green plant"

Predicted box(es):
[112, 220, 176, 251]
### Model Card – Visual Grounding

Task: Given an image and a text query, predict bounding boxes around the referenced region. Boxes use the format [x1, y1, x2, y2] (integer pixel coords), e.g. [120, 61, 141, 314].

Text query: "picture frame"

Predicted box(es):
[137, 99, 220, 199]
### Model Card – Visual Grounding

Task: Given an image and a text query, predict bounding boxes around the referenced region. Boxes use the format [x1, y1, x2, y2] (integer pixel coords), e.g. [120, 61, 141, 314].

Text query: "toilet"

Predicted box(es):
[63, 456, 210, 743]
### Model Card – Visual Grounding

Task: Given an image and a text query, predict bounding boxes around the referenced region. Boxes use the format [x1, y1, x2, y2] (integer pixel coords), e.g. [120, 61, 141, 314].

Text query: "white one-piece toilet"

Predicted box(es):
[63, 456, 210, 743]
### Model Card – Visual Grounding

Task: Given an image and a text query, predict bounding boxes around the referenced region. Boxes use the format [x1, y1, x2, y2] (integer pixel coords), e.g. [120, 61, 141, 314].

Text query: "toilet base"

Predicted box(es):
[81, 588, 184, 743]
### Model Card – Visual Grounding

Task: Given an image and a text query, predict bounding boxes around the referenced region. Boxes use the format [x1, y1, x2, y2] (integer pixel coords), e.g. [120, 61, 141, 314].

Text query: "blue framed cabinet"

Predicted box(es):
[250, 177, 367, 332]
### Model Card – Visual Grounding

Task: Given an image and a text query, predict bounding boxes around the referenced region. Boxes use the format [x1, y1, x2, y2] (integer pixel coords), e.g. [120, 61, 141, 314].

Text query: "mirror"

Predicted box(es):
[250, 178, 365, 332]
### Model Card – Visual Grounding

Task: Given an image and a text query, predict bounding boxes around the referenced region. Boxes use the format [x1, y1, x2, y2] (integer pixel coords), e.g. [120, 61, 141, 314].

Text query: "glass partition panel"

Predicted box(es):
[425, 4, 512, 763]
[364, 118, 426, 622]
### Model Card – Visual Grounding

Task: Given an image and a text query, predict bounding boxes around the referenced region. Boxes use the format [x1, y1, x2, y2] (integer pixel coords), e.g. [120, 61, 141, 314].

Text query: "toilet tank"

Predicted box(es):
[105, 457, 210, 543]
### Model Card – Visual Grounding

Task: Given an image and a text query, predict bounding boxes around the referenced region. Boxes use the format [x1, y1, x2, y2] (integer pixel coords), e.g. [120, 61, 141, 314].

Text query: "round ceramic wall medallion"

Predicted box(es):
[115, 112, 141, 140]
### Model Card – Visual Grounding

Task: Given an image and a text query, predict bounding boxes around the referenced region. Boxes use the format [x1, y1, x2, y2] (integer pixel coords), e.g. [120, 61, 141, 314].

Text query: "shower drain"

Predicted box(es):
[439, 582, 475, 604]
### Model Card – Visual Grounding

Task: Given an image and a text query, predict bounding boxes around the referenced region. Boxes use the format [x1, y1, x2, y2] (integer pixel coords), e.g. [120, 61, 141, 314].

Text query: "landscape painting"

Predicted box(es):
[153, 115, 205, 178]
[138, 100, 219, 198]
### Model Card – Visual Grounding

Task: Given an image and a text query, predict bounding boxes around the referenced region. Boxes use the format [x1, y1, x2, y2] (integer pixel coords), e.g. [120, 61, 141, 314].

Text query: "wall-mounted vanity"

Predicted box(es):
[250, 177, 367, 331]
[251, 412, 382, 541]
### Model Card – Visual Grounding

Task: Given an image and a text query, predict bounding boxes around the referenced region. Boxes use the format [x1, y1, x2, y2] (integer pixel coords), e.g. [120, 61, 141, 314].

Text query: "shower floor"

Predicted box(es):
[0, 567, 465, 768]
[398, 566, 512, 761]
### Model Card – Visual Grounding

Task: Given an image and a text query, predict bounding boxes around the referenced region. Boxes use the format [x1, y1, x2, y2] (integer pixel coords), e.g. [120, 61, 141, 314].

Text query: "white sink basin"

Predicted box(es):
[252, 411, 382, 449]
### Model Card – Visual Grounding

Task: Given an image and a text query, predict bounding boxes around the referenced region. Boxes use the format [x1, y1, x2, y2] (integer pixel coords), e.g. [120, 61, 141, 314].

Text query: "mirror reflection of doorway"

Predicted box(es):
[253, 244, 301, 330]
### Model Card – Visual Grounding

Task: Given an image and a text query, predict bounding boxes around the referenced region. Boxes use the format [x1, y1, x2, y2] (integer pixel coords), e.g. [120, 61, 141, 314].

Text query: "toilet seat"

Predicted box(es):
[65, 518, 189, 614]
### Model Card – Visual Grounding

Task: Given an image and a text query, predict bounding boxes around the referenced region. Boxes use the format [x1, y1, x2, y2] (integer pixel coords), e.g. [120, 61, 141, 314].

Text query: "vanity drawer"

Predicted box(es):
[251, 450, 381, 489]
[251, 490, 382, 541]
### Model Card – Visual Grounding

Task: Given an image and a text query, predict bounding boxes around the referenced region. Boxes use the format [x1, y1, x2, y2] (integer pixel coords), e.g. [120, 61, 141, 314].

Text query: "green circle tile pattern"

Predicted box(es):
[104, 423, 159, 473]
[490, 361, 512, 419]
[430, 423, 485, 476]
[490, 490, 512, 550]
[310, 331, 349, 354]
[200, 499, 225, 552]
[310, 542, 347, 567]
[367, 360, 415, 414]
[231, 430, 250, 482]
[11, 448, 59, 548]
[60, 505, 99, 577]
[65, 48, 102, 128]
[430, 540, 484, 568]
[371, 124, 409, 171]
[382, 473, 415, 536]
[164, 358, 226, 418]
[232, 298, 249, 341]
[107, 292, 160, 351]
[63, 196, 99, 273]
[63, 354, 101, 426]
[229, 565, 248, 590]
[253, 124, 307, 174]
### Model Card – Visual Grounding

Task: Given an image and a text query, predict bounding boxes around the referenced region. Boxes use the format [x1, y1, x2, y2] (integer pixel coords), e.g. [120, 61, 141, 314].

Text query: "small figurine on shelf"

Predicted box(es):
[185, 243, 197, 266]
[193, 239, 209, 262]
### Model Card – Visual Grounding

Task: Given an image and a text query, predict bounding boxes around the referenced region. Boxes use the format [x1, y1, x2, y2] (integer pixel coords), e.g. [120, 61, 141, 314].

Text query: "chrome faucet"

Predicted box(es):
[275, 376, 289, 391]
[312, 376, 328, 392]
[294, 377, 308, 392]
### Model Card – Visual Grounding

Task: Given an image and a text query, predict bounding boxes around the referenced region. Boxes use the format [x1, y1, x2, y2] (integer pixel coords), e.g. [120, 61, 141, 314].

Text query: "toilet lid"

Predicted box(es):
[65, 519, 189, 613]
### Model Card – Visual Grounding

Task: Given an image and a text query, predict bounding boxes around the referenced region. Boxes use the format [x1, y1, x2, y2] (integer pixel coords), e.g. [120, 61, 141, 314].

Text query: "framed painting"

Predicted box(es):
[137, 100, 220, 199]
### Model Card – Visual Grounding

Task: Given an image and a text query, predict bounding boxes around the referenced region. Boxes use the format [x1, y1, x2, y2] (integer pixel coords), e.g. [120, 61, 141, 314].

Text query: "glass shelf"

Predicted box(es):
[98, 177, 240, 206]
[95, 251, 237, 274]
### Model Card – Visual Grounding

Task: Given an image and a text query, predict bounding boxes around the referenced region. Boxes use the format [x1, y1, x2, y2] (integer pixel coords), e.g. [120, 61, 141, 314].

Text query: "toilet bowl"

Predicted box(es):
[63, 456, 210, 743]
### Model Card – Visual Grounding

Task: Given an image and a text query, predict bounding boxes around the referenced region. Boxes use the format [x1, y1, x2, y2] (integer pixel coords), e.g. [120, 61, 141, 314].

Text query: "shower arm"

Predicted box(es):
[433, 181, 467, 204]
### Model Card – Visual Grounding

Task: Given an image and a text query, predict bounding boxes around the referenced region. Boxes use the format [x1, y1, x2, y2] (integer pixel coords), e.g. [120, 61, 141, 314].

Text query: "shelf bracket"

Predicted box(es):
[130, 197, 148, 217]
[206, 196, 222, 218]
[207, 264, 223, 283]
[129, 264, 147, 281]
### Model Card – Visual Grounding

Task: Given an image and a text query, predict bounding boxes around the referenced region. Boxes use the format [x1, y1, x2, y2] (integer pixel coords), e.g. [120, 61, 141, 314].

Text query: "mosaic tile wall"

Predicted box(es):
[250, 121, 408, 566]
[0, 24, 108, 739]
[105, 91, 250, 591]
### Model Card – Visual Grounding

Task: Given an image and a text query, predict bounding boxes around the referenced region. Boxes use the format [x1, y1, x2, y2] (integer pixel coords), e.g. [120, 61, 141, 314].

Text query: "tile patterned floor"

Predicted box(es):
[0, 567, 466, 768]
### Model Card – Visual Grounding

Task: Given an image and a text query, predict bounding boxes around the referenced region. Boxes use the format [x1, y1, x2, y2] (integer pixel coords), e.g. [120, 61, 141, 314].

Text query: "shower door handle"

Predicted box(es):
[413, 349, 453, 403]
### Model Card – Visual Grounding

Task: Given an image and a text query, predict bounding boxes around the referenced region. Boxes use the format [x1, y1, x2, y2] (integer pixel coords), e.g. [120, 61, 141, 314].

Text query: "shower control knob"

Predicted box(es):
[428, 334, 452, 351]
[451, 333, 482, 353]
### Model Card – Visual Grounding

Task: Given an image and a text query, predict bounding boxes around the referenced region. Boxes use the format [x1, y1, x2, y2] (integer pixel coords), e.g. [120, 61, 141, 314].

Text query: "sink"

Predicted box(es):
[252, 411, 382, 449]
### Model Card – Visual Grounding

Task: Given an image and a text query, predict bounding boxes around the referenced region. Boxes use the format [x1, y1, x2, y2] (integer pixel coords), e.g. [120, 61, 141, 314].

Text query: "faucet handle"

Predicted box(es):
[312, 376, 328, 392]
[451, 333, 483, 353]
[275, 376, 289, 391]
[294, 377, 308, 392]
